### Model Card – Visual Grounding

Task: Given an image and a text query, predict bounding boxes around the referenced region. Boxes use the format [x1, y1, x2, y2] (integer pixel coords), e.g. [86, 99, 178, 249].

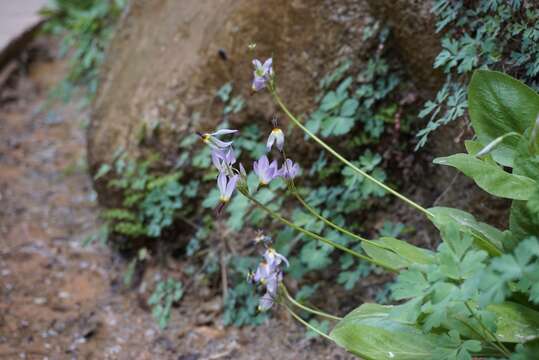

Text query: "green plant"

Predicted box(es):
[97, 154, 185, 241]
[416, 0, 539, 148]
[148, 277, 184, 329]
[41, 0, 126, 100]
[93, 33, 412, 328]
[329, 71, 539, 359]
[202, 53, 539, 358]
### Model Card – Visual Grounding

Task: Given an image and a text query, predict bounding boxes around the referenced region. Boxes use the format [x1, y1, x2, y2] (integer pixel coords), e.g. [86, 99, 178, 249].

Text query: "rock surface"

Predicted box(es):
[366, 0, 444, 93]
[88, 0, 370, 205]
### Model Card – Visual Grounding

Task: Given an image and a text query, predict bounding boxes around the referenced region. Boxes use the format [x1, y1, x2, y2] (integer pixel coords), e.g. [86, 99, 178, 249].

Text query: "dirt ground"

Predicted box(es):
[0, 39, 356, 360]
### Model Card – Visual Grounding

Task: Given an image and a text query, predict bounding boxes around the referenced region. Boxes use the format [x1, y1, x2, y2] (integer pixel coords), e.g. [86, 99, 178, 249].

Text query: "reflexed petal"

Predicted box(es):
[211, 149, 225, 170]
[258, 292, 274, 311]
[259, 155, 269, 168]
[275, 132, 284, 151]
[280, 158, 300, 179]
[264, 248, 288, 268]
[252, 59, 262, 68]
[263, 58, 273, 73]
[266, 132, 276, 150]
[210, 138, 234, 149]
[253, 262, 271, 283]
[225, 175, 239, 199]
[224, 148, 236, 165]
[211, 128, 238, 136]
[217, 172, 227, 195]
[265, 273, 279, 295]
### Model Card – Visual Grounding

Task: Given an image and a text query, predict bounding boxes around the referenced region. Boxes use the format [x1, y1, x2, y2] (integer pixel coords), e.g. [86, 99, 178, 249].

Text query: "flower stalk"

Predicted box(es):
[271, 90, 433, 218]
[281, 284, 342, 321]
[239, 189, 397, 273]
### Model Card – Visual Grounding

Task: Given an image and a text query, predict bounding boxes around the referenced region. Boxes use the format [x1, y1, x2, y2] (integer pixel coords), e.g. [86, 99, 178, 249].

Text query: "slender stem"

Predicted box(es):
[281, 284, 342, 321]
[465, 302, 511, 358]
[240, 190, 397, 272]
[286, 306, 334, 342]
[291, 186, 388, 252]
[272, 90, 433, 218]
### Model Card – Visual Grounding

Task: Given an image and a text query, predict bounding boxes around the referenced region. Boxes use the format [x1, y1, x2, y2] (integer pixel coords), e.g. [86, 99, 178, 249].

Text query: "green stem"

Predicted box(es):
[285, 306, 334, 342]
[291, 186, 387, 252]
[464, 302, 511, 358]
[272, 90, 433, 218]
[281, 284, 342, 321]
[240, 190, 396, 273]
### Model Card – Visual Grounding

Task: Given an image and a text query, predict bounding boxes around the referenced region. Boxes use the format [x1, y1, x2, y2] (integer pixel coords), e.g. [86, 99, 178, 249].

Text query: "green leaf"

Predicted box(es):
[468, 70, 539, 166]
[362, 237, 435, 271]
[330, 304, 472, 360]
[510, 201, 539, 242]
[429, 207, 505, 255]
[340, 98, 359, 117]
[94, 163, 111, 180]
[434, 153, 536, 200]
[488, 302, 539, 343]
[320, 91, 343, 111]
[321, 116, 355, 137]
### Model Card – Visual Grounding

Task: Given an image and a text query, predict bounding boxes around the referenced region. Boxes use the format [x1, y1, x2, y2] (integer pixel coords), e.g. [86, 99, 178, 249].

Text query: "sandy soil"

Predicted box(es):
[0, 39, 355, 360]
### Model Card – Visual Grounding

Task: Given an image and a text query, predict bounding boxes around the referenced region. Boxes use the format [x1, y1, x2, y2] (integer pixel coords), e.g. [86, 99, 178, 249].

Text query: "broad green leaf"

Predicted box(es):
[434, 154, 536, 200]
[331, 304, 436, 360]
[429, 207, 505, 255]
[464, 140, 485, 156]
[362, 241, 407, 271]
[362, 237, 435, 271]
[330, 303, 479, 360]
[468, 70, 539, 166]
[488, 302, 539, 343]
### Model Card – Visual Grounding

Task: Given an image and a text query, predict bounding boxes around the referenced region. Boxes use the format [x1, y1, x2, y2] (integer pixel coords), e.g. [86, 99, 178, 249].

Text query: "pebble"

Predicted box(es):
[34, 297, 47, 305]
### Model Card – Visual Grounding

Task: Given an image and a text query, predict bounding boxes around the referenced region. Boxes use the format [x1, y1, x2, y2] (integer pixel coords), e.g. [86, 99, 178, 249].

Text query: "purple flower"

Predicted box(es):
[266, 127, 284, 151]
[199, 128, 238, 149]
[249, 247, 288, 311]
[279, 158, 300, 180]
[211, 147, 236, 173]
[253, 155, 279, 185]
[264, 248, 289, 269]
[252, 58, 273, 92]
[217, 173, 239, 203]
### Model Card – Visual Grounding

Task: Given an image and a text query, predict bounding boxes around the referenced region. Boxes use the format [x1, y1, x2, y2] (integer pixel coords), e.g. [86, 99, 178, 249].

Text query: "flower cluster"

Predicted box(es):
[248, 236, 289, 311]
[198, 129, 242, 204]
[201, 119, 300, 207]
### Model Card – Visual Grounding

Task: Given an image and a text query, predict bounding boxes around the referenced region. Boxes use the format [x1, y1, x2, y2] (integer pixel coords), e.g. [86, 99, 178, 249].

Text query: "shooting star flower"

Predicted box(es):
[267, 127, 285, 151]
[252, 58, 273, 91]
[279, 158, 300, 180]
[211, 147, 236, 173]
[264, 247, 289, 269]
[253, 155, 279, 185]
[198, 128, 238, 149]
[249, 247, 288, 311]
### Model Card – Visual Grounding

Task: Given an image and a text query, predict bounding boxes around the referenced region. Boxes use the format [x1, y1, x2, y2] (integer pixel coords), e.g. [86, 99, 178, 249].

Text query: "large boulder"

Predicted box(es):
[88, 0, 371, 205]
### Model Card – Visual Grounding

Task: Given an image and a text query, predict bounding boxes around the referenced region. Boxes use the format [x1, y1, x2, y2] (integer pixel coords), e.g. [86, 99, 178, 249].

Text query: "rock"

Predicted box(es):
[365, 0, 444, 94]
[88, 0, 370, 206]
